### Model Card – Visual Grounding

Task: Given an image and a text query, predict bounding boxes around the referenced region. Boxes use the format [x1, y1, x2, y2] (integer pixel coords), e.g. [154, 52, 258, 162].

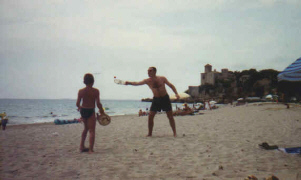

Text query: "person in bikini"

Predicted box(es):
[125, 67, 180, 137]
[76, 73, 107, 153]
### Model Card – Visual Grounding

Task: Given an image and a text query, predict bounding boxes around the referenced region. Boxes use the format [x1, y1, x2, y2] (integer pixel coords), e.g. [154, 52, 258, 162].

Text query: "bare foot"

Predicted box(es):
[174, 134, 177, 137]
[88, 150, 94, 154]
[146, 134, 152, 137]
[80, 147, 89, 153]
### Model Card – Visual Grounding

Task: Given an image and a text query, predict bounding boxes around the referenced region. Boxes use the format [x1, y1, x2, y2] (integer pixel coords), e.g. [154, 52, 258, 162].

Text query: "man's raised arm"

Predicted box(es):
[125, 79, 147, 86]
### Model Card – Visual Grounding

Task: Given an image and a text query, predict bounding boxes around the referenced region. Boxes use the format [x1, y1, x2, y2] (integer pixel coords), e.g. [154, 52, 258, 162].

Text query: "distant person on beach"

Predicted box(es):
[138, 109, 146, 116]
[0, 112, 8, 130]
[76, 73, 108, 154]
[173, 103, 194, 116]
[50, 112, 57, 117]
[125, 67, 179, 137]
[182, 103, 194, 114]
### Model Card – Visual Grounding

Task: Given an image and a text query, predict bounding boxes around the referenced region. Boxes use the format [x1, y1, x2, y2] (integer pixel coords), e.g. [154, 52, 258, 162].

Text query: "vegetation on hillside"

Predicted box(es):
[194, 68, 301, 102]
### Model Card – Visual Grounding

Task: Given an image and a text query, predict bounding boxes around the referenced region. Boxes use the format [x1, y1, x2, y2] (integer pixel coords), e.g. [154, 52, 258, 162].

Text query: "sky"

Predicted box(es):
[1, 0, 300, 100]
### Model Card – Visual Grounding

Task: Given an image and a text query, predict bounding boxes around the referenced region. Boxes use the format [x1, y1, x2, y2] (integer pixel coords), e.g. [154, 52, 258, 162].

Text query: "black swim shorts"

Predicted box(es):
[80, 108, 95, 119]
[1, 119, 7, 126]
[150, 94, 172, 112]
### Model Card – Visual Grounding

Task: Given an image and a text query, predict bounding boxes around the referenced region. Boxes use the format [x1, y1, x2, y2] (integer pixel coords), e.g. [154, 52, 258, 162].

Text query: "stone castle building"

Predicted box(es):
[201, 64, 233, 85]
[188, 64, 235, 99]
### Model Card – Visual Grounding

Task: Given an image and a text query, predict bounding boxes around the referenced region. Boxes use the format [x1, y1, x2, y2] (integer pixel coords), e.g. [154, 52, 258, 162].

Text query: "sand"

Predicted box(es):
[1, 103, 301, 180]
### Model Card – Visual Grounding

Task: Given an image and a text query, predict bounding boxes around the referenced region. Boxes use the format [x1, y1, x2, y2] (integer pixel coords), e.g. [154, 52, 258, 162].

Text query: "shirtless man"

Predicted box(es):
[125, 67, 180, 137]
[76, 73, 107, 153]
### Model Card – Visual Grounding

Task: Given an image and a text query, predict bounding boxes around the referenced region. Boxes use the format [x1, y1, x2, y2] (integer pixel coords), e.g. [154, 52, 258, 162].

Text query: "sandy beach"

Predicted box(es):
[1, 103, 301, 180]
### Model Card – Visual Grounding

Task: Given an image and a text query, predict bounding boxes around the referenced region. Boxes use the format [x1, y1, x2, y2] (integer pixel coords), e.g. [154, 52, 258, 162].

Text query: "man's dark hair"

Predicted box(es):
[84, 73, 94, 85]
[150, 67, 157, 73]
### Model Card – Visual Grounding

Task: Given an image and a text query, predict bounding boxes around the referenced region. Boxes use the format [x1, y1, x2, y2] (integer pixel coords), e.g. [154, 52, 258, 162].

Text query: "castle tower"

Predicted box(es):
[205, 64, 212, 73]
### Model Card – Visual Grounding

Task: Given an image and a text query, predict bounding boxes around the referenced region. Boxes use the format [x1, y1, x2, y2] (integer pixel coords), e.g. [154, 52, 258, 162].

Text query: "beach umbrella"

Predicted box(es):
[265, 94, 273, 99]
[209, 100, 217, 105]
[278, 57, 301, 82]
[170, 92, 191, 100]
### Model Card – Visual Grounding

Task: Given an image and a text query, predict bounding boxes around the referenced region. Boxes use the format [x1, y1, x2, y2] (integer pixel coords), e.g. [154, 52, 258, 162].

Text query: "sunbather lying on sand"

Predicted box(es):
[173, 104, 194, 116]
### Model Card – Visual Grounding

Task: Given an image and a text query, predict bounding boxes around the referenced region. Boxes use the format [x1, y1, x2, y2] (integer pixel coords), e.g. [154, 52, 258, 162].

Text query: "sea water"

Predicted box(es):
[0, 99, 219, 125]
[0, 99, 153, 125]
